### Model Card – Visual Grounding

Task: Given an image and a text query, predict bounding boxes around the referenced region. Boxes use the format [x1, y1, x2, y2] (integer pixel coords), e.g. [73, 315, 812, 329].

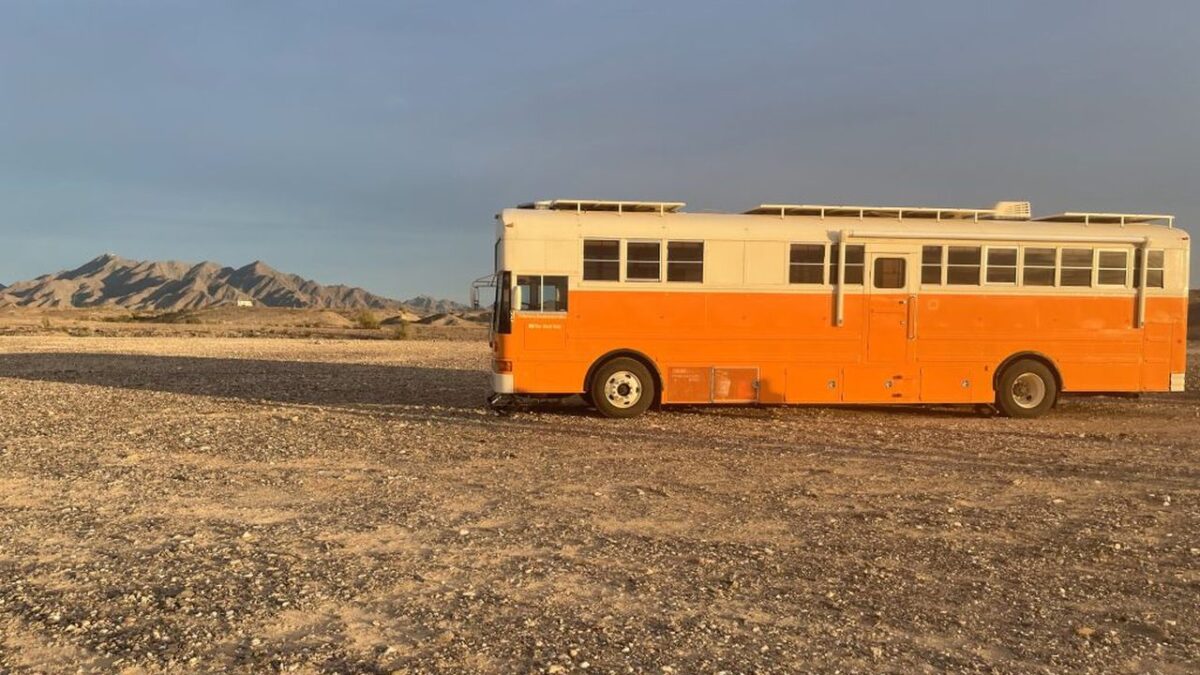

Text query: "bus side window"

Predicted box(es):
[517, 275, 542, 311]
[921, 246, 944, 285]
[1097, 250, 1129, 286]
[834, 244, 865, 285]
[627, 241, 661, 281]
[873, 258, 906, 289]
[1022, 248, 1056, 286]
[1060, 248, 1094, 287]
[541, 276, 569, 312]
[790, 244, 826, 284]
[947, 246, 981, 285]
[1135, 249, 1165, 288]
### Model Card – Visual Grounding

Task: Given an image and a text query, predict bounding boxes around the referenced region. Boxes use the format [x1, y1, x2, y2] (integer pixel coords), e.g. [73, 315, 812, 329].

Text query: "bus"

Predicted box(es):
[486, 199, 1189, 419]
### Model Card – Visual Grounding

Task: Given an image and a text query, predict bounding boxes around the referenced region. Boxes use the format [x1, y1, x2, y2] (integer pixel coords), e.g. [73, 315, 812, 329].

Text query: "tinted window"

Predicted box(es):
[626, 241, 661, 281]
[667, 241, 704, 282]
[873, 257, 906, 289]
[834, 244, 865, 285]
[583, 239, 619, 281]
[947, 246, 981, 285]
[1022, 247, 1056, 286]
[1097, 250, 1128, 286]
[790, 244, 825, 284]
[1060, 248, 1093, 287]
[1135, 249, 1166, 289]
[986, 247, 1017, 284]
[921, 245, 943, 285]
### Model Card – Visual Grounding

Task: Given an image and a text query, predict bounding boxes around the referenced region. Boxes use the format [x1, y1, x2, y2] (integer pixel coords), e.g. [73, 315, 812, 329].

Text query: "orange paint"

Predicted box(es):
[494, 290, 1187, 405]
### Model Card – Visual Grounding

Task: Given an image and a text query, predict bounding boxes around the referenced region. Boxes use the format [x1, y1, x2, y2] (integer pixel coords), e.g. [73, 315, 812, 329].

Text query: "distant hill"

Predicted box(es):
[403, 294, 468, 315]
[0, 254, 458, 313]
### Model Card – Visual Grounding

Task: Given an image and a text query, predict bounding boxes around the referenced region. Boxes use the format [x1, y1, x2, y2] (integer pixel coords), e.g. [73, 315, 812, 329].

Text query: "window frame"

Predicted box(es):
[833, 243, 866, 286]
[582, 238, 621, 282]
[1136, 248, 1166, 289]
[983, 245, 1018, 286]
[514, 274, 569, 313]
[921, 245, 945, 286]
[1095, 248, 1131, 288]
[789, 242, 829, 285]
[624, 239, 663, 282]
[1020, 246, 1058, 287]
[1059, 247, 1095, 288]
[945, 245, 982, 286]
[666, 240, 705, 283]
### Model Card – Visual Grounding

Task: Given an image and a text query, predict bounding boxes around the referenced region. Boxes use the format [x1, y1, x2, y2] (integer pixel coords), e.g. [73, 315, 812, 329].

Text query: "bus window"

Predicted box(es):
[921, 246, 944, 285]
[947, 246, 981, 285]
[1135, 249, 1165, 288]
[1023, 248, 1056, 286]
[517, 275, 542, 310]
[873, 258, 906, 289]
[790, 244, 826, 284]
[541, 276, 569, 311]
[1061, 248, 1094, 287]
[667, 241, 704, 282]
[1097, 250, 1129, 286]
[986, 247, 1018, 284]
[583, 240, 620, 281]
[834, 244, 865, 285]
[627, 241, 661, 281]
[496, 271, 512, 334]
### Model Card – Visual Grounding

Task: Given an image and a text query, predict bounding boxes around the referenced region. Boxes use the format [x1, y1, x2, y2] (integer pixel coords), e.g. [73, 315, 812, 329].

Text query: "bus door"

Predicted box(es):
[849, 247, 920, 402]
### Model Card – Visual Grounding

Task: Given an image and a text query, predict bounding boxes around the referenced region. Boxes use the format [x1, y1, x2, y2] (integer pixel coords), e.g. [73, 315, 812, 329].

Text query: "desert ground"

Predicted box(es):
[0, 334, 1197, 673]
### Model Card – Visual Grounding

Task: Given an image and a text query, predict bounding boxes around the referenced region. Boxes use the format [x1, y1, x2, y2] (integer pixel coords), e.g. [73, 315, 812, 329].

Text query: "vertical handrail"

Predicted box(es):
[907, 294, 917, 340]
[835, 230, 846, 326]
[1136, 241, 1149, 328]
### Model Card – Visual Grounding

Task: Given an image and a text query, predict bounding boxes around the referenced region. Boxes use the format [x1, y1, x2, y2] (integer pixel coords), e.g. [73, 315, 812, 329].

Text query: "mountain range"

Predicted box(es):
[0, 254, 464, 314]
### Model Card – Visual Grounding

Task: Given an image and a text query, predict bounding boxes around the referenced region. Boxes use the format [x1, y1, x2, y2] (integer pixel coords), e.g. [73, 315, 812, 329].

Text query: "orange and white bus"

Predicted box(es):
[486, 199, 1188, 418]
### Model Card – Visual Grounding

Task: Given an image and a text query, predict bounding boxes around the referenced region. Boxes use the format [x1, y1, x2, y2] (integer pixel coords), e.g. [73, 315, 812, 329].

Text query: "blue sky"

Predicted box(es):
[1, 1, 1197, 299]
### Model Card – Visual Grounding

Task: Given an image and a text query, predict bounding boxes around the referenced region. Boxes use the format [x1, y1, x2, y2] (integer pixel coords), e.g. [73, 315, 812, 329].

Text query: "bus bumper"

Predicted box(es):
[1171, 373, 1185, 393]
[493, 372, 514, 394]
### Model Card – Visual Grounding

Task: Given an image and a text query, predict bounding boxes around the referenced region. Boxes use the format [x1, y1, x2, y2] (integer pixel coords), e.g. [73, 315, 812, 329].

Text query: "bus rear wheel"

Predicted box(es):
[590, 357, 655, 419]
[995, 359, 1057, 418]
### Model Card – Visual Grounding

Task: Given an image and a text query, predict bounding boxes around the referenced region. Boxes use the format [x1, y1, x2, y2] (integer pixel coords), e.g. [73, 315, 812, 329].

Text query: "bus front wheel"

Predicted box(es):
[995, 359, 1057, 418]
[590, 357, 655, 419]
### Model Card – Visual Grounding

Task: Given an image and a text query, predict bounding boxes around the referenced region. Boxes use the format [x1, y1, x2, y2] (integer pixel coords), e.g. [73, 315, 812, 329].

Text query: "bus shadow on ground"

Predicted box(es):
[0, 352, 489, 410]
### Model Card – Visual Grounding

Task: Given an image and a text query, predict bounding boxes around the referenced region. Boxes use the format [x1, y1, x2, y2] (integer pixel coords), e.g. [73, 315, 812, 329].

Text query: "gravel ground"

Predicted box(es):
[0, 336, 1197, 673]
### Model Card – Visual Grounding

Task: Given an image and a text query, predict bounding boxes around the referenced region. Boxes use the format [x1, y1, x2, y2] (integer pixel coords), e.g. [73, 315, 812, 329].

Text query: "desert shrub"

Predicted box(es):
[353, 309, 381, 330]
[388, 321, 410, 340]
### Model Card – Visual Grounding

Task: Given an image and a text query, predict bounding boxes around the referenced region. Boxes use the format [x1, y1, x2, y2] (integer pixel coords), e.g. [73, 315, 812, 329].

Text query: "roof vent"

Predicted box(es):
[993, 201, 1031, 220]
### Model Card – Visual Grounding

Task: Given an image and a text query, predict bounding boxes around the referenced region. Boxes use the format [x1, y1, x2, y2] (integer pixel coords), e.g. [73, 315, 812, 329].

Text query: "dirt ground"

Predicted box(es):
[0, 336, 1197, 673]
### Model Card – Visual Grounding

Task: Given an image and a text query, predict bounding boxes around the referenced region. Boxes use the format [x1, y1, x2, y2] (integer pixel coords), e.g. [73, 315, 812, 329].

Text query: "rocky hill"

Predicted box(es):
[0, 254, 456, 313]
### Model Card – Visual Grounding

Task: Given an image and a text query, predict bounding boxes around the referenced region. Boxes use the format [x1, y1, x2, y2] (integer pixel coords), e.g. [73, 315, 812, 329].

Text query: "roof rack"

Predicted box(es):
[519, 199, 685, 214]
[745, 201, 1030, 222]
[1034, 212, 1175, 228]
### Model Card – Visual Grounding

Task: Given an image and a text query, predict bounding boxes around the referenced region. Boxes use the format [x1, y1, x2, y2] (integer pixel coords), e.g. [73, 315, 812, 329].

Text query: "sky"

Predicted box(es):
[1, 1, 1198, 300]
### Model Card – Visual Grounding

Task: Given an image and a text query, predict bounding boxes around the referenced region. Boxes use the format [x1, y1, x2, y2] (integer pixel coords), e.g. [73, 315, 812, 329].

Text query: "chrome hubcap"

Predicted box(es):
[603, 371, 643, 409]
[1011, 372, 1047, 409]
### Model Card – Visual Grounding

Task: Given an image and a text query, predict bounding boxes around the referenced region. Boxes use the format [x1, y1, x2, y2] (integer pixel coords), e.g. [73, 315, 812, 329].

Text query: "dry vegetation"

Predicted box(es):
[0, 335, 1197, 673]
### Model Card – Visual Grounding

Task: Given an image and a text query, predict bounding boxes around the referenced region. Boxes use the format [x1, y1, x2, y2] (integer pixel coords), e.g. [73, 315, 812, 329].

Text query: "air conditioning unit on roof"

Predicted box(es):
[993, 201, 1031, 220]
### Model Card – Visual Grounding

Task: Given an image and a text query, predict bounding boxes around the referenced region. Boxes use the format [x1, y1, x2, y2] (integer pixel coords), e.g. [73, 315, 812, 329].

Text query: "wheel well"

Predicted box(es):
[583, 350, 663, 403]
[994, 352, 1063, 394]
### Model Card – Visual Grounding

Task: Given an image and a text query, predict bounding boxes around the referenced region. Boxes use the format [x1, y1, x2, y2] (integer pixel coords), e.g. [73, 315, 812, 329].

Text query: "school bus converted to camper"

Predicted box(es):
[487, 199, 1188, 418]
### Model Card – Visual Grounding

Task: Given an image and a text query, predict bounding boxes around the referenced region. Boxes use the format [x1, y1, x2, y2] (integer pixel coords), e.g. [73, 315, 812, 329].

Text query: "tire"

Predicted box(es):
[995, 359, 1057, 419]
[589, 357, 655, 419]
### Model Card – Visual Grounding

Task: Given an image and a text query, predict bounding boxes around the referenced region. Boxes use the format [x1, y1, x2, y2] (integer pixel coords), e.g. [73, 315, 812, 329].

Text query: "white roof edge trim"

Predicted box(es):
[847, 230, 1150, 244]
[745, 203, 1013, 220]
[520, 199, 686, 213]
[1035, 212, 1175, 227]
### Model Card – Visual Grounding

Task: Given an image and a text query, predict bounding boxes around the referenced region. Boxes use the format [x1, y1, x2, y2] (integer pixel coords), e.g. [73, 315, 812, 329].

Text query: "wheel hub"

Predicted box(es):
[603, 371, 643, 409]
[1011, 372, 1047, 409]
